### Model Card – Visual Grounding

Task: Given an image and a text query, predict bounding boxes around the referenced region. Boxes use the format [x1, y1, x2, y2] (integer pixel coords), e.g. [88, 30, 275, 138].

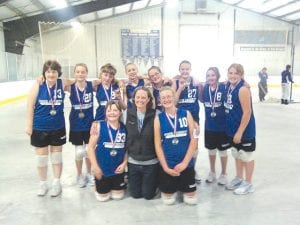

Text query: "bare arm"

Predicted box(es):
[174, 111, 197, 173]
[154, 116, 180, 176]
[171, 78, 185, 105]
[233, 87, 252, 144]
[87, 122, 103, 179]
[115, 152, 128, 174]
[26, 83, 39, 135]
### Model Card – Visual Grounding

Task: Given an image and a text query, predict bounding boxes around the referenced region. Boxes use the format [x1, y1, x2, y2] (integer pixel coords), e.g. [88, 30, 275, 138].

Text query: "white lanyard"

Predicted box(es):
[46, 80, 57, 110]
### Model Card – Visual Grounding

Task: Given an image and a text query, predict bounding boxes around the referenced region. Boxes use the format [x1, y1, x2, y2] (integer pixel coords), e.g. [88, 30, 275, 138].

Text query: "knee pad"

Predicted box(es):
[183, 194, 197, 205]
[239, 150, 254, 162]
[231, 148, 239, 159]
[208, 149, 217, 156]
[218, 150, 228, 157]
[75, 145, 87, 161]
[161, 193, 176, 205]
[95, 192, 111, 202]
[36, 155, 48, 167]
[111, 191, 125, 200]
[50, 152, 62, 164]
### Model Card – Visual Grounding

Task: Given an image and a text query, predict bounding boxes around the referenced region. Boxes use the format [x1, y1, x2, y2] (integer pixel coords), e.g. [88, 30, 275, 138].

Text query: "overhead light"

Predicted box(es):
[70, 21, 81, 29]
[51, 0, 68, 9]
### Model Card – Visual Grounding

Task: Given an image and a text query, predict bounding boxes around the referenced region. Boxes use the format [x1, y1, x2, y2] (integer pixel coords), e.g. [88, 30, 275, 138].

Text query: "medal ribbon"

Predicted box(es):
[209, 84, 219, 112]
[75, 82, 86, 113]
[46, 80, 57, 111]
[227, 80, 241, 102]
[107, 122, 120, 150]
[165, 111, 177, 137]
[102, 84, 112, 102]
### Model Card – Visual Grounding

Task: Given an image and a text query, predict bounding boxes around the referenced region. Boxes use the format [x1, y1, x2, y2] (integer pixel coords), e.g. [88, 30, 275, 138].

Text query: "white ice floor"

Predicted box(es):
[1, 87, 300, 225]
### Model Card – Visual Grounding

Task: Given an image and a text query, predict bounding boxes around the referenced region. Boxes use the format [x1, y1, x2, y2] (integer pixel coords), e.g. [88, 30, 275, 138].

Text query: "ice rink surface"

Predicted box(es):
[1, 86, 300, 225]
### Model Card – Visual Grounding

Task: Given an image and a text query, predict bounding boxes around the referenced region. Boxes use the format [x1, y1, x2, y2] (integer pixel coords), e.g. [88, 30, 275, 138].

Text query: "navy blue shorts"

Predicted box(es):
[95, 173, 126, 194]
[69, 130, 90, 145]
[205, 130, 231, 150]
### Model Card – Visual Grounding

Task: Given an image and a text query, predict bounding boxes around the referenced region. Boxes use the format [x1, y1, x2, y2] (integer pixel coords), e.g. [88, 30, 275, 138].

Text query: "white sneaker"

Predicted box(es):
[37, 181, 48, 197]
[50, 181, 62, 197]
[225, 177, 243, 190]
[195, 172, 201, 184]
[234, 181, 254, 195]
[217, 174, 228, 185]
[86, 174, 95, 186]
[205, 172, 216, 183]
[77, 175, 87, 188]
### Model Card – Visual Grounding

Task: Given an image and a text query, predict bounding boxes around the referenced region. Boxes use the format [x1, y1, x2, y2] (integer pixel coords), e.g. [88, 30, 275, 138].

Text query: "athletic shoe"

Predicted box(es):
[225, 177, 243, 190]
[37, 181, 48, 197]
[195, 172, 201, 184]
[77, 175, 87, 188]
[217, 174, 227, 185]
[86, 174, 95, 186]
[234, 181, 254, 195]
[205, 172, 216, 183]
[50, 182, 62, 197]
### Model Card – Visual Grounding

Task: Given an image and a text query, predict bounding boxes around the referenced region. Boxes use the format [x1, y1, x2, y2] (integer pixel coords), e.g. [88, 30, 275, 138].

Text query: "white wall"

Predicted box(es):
[20, 0, 300, 81]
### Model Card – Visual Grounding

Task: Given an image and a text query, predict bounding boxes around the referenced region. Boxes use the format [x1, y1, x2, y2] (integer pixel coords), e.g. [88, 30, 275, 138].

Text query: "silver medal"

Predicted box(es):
[110, 149, 117, 157]
[78, 112, 85, 119]
[50, 109, 57, 116]
[172, 138, 179, 145]
[210, 111, 217, 118]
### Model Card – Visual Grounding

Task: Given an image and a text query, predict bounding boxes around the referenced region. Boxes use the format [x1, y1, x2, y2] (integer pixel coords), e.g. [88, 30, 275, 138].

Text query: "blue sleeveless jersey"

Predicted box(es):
[95, 83, 120, 121]
[126, 79, 144, 108]
[224, 80, 256, 140]
[159, 108, 194, 169]
[176, 78, 200, 122]
[153, 82, 172, 112]
[96, 121, 127, 177]
[33, 79, 65, 130]
[203, 83, 226, 131]
[69, 81, 94, 131]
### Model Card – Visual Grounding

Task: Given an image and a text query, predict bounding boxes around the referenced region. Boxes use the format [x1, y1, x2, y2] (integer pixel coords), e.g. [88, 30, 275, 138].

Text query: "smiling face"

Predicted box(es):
[134, 89, 150, 111]
[45, 68, 59, 84]
[160, 89, 175, 109]
[101, 72, 114, 85]
[74, 65, 88, 82]
[206, 69, 218, 86]
[126, 63, 138, 82]
[179, 62, 191, 79]
[227, 64, 243, 85]
[105, 103, 122, 122]
[148, 68, 162, 84]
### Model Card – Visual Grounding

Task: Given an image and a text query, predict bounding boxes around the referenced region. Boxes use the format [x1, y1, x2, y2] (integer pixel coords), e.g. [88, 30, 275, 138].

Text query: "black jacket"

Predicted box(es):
[126, 107, 157, 161]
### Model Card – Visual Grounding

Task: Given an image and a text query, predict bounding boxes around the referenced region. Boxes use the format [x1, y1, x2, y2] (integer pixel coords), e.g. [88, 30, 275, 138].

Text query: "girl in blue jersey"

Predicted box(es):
[224, 63, 256, 195]
[148, 66, 172, 113]
[88, 101, 127, 202]
[95, 63, 126, 121]
[203, 67, 230, 185]
[123, 63, 148, 109]
[172, 60, 203, 183]
[154, 87, 197, 205]
[26, 60, 68, 197]
[66, 63, 94, 188]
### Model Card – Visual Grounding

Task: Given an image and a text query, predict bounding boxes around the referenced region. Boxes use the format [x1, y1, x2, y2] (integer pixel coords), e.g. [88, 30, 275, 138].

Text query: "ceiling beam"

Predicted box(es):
[278, 8, 300, 19]
[5, 2, 27, 18]
[263, 0, 298, 15]
[3, 0, 143, 54]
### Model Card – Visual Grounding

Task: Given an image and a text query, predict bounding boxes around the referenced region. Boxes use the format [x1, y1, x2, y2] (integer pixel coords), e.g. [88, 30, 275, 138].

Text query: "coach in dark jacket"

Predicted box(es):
[126, 86, 159, 200]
